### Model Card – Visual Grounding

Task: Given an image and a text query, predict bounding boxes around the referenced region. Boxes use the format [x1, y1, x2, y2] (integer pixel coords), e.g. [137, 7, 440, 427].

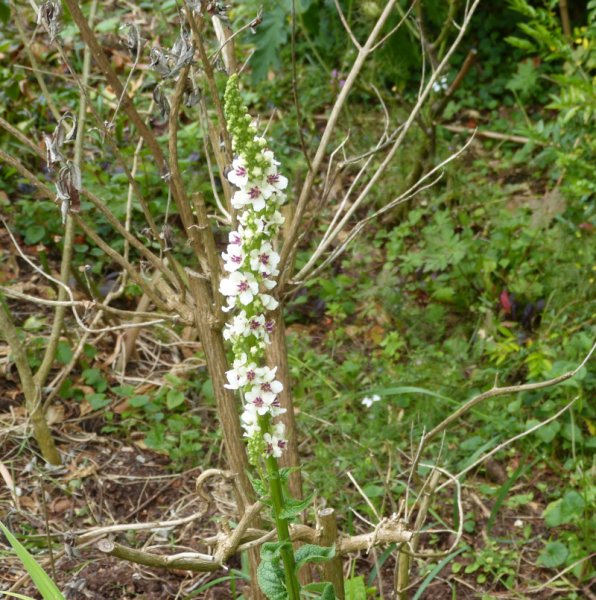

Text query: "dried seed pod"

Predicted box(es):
[37, 1, 62, 43]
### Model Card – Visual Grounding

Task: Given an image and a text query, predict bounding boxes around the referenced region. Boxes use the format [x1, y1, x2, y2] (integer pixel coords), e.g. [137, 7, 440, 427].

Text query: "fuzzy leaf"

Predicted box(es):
[279, 492, 313, 520]
[294, 544, 334, 571]
[257, 543, 286, 600]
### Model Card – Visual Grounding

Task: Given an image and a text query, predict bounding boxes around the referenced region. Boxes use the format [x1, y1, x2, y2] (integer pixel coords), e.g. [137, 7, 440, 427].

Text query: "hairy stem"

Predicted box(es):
[266, 456, 301, 600]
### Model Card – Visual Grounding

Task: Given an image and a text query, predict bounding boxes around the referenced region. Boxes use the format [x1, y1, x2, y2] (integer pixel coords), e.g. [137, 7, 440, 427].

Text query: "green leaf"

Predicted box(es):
[23, 316, 45, 331]
[0, 0, 10, 24]
[345, 575, 367, 600]
[537, 541, 569, 568]
[0, 522, 65, 600]
[279, 492, 314, 520]
[257, 544, 286, 600]
[87, 393, 110, 410]
[303, 582, 338, 599]
[128, 395, 149, 408]
[166, 389, 185, 409]
[56, 341, 73, 365]
[293, 544, 334, 571]
[320, 582, 337, 600]
[560, 491, 585, 519]
[94, 16, 121, 32]
[543, 499, 563, 527]
[24, 225, 45, 245]
[535, 420, 560, 443]
[544, 491, 585, 527]
[251, 5, 288, 81]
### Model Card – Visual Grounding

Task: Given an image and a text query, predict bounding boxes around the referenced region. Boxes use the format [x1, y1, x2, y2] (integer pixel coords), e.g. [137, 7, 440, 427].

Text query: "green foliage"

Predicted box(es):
[507, 0, 596, 205]
[452, 540, 517, 588]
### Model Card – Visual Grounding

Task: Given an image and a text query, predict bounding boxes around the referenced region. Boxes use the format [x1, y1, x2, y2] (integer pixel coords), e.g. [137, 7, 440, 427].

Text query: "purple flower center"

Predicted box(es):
[266, 443, 273, 455]
[232, 254, 242, 264]
[272, 399, 281, 408]
[231, 234, 241, 245]
[265, 320, 275, 333]
[277, 440, 287, 449]
[250, 319, 260, 330]
[236, 166, 247, 177]
[253, 396, 264, 408]
[267, 173, 279, 185]
[237, 281, 249, 292]
[248, 186, 261, 200]
[260, 253, 270, 265]
[261, 382, 272, 392]
[246, 370, 256, 381]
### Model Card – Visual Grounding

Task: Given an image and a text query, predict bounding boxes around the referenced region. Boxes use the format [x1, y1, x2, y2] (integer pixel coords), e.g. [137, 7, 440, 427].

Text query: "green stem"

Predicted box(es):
[266, 455, 301, 600]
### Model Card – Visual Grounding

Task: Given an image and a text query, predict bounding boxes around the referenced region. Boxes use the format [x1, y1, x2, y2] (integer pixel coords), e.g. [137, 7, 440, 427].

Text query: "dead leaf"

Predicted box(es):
[49, 497, 72, 514]
[64, 464, 97, 482]
[46, 404, 64, 425]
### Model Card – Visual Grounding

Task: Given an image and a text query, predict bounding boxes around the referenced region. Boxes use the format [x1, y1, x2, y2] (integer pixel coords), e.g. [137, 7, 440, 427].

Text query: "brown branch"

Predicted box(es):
[61, 0, 168, 174]
[0, 295, 61, 465]
[97, 539, 220, 572]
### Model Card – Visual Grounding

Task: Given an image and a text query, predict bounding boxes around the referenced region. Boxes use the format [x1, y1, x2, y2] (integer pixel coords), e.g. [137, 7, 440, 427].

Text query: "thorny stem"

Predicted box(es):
[266, 456, 301, 600]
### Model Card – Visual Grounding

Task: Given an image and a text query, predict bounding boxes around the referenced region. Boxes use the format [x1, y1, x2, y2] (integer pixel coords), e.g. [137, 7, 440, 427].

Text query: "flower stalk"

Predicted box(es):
[221, 74, 300, 597]
[266, 455, 301, 599]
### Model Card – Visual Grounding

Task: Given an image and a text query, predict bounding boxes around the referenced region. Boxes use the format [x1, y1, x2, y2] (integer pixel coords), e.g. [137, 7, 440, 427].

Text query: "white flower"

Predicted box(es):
[361, 394, 381, 408]
[222, 244, 245, 272]
[432, 76, 448, 93]
[219, 271, 259, 306]
[241, 406, 260, 437]
[228, 157, 249, 187]
[262, 149, 280, 168]
[268, 210, 285, 227]
[265, 168, 288, 192]
[232, 183, 273, 212]
[254, 366, 283, 395]
[250, 243, 280, 277]
[264, 432, 287, 458]
[224, 354, 259, 390]
[245, 387, 276, 415]
[228, 229, 243, 246]
[260, 294, 279, 311]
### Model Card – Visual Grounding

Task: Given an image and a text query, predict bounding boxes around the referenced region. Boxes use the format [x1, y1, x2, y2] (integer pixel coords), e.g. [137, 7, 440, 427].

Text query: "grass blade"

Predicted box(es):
[0, 521, 65, 600]
[412, 547, 466, 600]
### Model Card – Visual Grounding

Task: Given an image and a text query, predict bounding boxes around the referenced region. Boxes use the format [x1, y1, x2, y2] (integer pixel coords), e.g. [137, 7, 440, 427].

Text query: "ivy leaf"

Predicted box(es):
[279, 492, 314, 520]
[543, 491, 585, 527]
[166, 389, 185, 409]
[537, 541, 568, 568]
[294, 544, 334, 571]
